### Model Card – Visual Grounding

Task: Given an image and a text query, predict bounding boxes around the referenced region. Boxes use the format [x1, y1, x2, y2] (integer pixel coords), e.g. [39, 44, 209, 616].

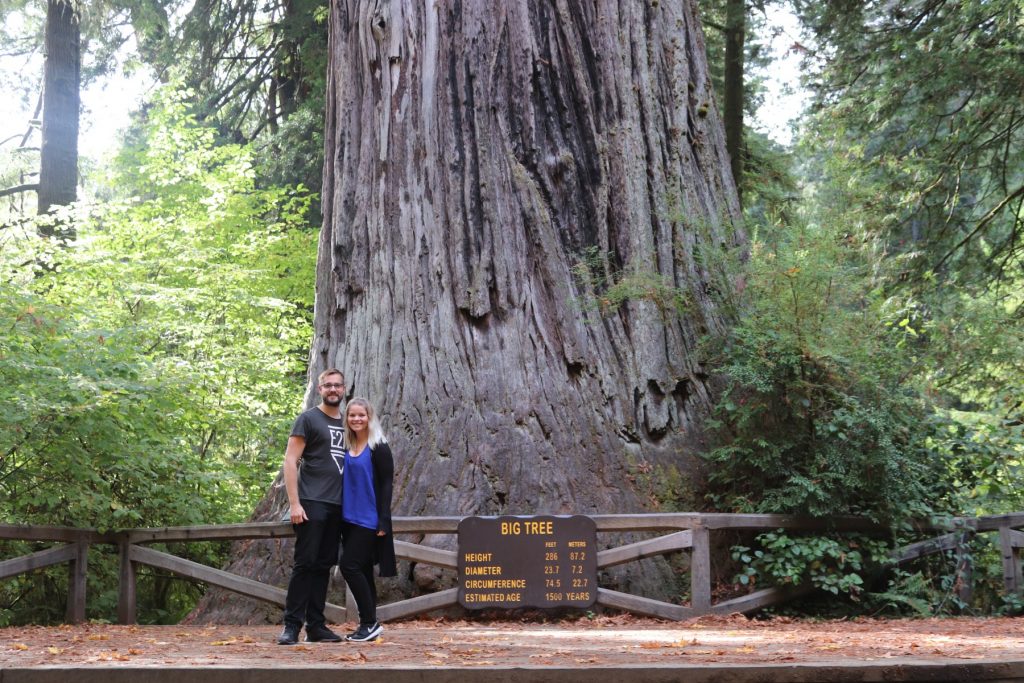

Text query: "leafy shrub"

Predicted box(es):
[703, 217, 950, 523]
[732, 532, 890, 599]
[0, 87, 316, 623]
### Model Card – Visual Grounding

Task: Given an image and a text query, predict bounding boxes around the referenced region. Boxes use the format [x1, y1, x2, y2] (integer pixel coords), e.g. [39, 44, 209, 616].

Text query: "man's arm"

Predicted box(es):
[283, 435, 307, 524]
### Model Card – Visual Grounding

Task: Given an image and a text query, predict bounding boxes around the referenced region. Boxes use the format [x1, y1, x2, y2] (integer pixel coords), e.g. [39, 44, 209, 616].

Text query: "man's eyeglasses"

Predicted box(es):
[320, 383, 344, 390]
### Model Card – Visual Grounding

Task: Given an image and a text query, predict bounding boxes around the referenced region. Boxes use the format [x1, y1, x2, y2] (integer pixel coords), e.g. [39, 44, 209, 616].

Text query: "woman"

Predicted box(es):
[338, 397, 396, 642]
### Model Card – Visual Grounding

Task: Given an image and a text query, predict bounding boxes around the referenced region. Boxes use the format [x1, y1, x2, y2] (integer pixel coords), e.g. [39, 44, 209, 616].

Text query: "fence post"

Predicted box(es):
[66, 541, 88, 623]
[955, 531, 973, 608]
[690, 524, 711, 612]
[118, 537, 137, 624]
[999, 526, 1022, 597]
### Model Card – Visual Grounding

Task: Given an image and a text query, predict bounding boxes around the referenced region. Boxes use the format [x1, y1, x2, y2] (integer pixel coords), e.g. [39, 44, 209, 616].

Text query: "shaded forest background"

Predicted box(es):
[1, 0, 1022, 624]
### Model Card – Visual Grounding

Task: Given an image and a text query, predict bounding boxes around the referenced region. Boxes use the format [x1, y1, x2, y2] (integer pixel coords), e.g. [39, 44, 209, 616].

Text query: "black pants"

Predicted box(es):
[283, 499, 342, 629]
[340, 522, 378, 625]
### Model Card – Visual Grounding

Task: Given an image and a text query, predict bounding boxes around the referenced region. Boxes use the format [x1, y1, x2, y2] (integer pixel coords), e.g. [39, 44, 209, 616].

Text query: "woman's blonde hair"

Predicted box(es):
[343, 397, 387, 449]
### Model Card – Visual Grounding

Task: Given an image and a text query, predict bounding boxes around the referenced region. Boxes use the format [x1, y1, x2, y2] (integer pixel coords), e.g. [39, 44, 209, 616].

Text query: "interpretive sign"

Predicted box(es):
[457, 515, 598, 609]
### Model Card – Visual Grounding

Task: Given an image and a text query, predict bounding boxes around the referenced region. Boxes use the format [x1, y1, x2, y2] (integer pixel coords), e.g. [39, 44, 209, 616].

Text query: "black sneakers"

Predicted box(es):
[281, 621, 379, 644]
[346, 622, 383, 642]
[305, 624, 343, 643]
[276, 623, 301, 645]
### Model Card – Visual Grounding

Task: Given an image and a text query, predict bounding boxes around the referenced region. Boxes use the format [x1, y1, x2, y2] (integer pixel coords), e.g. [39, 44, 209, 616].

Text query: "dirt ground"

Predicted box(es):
[2, 614, 1023, 669]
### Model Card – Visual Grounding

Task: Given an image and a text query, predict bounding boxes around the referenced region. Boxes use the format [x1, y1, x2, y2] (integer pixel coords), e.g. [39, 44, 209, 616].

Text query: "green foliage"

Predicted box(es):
[169, 0, 329, 166]
[929, 408, 1024, 516]
[1, 286, 213, 528]
[572, 247, 691, 319]
[732, 532, 890, 599]
[1, 0, 329, 216]
[860, 533, 1014, 618]
[0, 87, 315, 623]
[706, 0, 1024, 616]
[742, 130, 799, 226]
[796, 0, 1024, 281]
[788, 0, 1024, 526]
[864, 569, 937, 617]
[702, 213, 949, 522]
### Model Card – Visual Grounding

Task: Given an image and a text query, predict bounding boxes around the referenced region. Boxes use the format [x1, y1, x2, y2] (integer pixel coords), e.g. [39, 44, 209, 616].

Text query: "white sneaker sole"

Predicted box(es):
[347, 624, 383, 642]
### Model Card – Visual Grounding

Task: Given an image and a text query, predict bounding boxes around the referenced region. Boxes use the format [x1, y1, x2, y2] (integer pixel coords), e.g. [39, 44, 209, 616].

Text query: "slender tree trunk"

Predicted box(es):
[724, 0, 744, 203]
[275, 0, 301, 119]
[190, 0, 743, 623]
[37, 0, 80, 218]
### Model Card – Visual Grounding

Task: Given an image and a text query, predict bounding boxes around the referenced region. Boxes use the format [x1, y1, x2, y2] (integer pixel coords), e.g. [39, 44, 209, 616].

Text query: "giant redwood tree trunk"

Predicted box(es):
[190, 0, 742, 623]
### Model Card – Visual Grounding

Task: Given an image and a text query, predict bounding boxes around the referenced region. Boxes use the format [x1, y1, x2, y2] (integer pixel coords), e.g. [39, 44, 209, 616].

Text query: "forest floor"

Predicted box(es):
[2, 613, 1023, 670]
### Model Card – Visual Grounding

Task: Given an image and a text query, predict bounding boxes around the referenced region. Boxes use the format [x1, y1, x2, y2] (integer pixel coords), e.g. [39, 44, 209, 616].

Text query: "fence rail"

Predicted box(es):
[2, 512, 1022, 624]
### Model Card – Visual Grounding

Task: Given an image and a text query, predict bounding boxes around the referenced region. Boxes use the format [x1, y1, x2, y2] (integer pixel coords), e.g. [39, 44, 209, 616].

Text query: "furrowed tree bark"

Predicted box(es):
[37, 0, 80, 219]
[190, 0, 742, 623]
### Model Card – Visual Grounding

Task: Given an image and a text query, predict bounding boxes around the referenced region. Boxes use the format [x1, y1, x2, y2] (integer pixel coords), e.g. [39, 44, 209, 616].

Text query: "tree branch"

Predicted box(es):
[933, 183, 1024, 272]
[0, 183, 40, 198]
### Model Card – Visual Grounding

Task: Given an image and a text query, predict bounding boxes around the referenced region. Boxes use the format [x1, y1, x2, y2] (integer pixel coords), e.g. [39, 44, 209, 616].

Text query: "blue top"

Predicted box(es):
[343, 445, 378, 530]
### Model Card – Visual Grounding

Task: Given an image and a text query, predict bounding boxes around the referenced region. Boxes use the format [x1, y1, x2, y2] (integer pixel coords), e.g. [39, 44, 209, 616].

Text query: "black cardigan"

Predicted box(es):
[367, 441, 397, 577]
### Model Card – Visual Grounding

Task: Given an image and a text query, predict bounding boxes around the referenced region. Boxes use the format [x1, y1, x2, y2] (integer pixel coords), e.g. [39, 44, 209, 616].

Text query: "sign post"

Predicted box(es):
[457, 515, 598, 610]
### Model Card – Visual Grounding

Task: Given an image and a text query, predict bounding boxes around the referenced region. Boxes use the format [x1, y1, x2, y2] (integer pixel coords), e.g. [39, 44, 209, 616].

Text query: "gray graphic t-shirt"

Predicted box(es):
[290, 407, 346, 504]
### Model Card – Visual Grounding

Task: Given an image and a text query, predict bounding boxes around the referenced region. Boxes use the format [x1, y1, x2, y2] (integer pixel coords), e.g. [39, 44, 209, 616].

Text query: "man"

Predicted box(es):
[277, 368, 347, 645]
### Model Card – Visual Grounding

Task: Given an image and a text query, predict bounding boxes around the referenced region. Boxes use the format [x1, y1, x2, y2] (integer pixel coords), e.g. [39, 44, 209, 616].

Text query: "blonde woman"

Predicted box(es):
[338, 397, 396, 642]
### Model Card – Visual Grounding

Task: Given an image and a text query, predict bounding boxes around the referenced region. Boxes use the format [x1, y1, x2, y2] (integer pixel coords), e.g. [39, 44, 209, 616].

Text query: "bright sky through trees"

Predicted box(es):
[756, 5, 810, 146]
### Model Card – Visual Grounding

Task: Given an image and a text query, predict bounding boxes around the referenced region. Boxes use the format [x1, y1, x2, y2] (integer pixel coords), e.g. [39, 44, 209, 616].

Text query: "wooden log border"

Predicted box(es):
[1, 512, 1022, 624]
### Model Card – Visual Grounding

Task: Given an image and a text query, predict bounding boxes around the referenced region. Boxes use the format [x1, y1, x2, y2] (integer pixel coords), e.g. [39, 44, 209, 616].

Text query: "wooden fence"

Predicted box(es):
[2, 513, 1022, 624]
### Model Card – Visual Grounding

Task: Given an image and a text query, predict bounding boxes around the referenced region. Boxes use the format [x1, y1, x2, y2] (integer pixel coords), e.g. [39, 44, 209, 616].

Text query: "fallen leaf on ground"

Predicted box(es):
[96, 651, 130, 662]
[336, 652, 368, 662]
